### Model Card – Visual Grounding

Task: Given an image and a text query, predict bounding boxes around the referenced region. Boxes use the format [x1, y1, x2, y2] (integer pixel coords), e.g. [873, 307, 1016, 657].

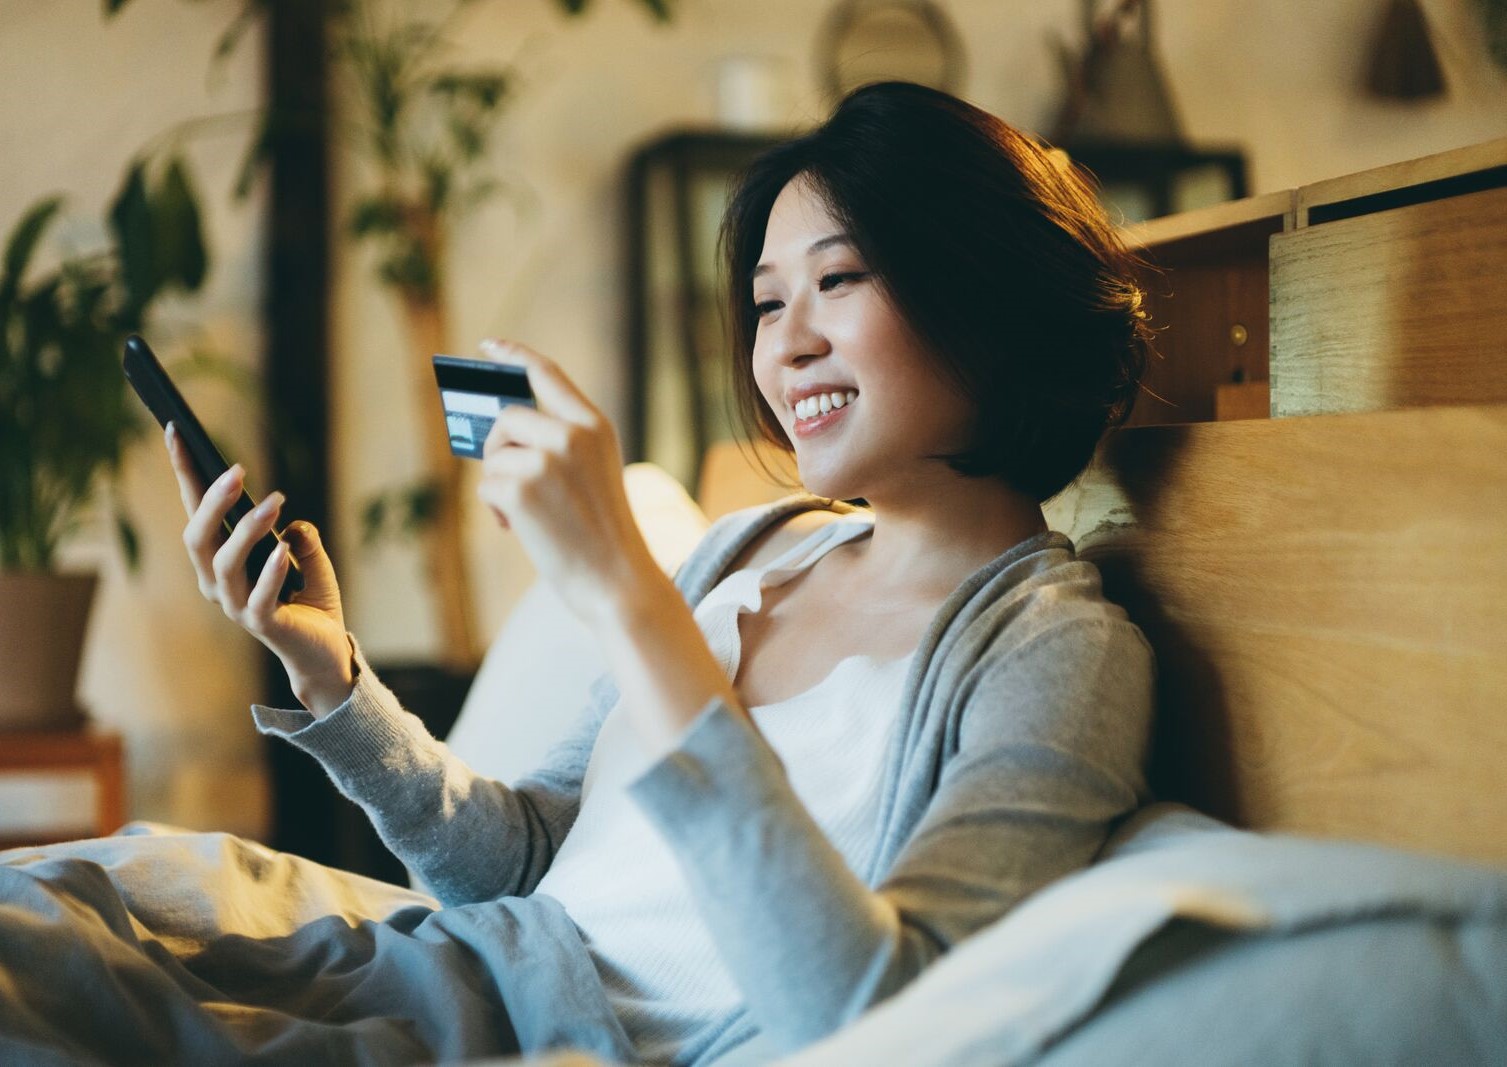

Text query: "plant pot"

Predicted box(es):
[0, 571, 98, 731]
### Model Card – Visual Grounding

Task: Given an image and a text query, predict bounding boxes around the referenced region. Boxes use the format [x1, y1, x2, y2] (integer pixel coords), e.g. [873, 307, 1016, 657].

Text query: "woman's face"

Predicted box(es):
[751, 177, 973, 502]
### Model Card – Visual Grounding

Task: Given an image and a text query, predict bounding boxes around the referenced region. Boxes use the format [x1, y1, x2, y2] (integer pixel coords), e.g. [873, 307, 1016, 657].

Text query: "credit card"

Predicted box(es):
[433, 354, 536, 459]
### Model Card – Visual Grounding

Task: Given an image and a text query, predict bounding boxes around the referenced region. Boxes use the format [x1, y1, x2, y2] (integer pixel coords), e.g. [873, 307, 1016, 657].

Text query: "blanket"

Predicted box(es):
[0, 824, 632, 1066]
[7, 809, 1504, 1067]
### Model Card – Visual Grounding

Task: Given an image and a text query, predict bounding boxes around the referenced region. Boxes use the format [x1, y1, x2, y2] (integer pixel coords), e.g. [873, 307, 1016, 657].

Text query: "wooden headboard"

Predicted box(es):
[693, 138, 1507, 869]
[1042, 404, 1507, 866]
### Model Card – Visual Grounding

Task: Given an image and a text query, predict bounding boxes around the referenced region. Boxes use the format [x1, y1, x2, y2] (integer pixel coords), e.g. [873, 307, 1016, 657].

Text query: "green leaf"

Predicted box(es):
[459, 177, 504, 211]
[114, 508, 141, 571]
[232, 114, 272, 201]
[638, 0, 673, 22]
[154, 156, 209, 293]
[361, 494, 387, 547]
[108, 161, 157, 322]
[348, 196, 405, 238]
[0, 196, 64, 319]
[448, 117, 483, 160]
[425, 160, 452, 213]
[360, 479, 441, 547]
[378, 240, 435, 298]
[404, 480, 440, 531]
[213, 2, 259, 63]
[431, 71, 510, 110]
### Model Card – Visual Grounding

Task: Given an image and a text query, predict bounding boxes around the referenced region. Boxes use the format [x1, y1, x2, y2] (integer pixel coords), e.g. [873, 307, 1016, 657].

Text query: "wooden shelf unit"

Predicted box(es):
[1120, 191, 1291, 427]
[1270, 140, 1507, 419]
[0, 728, 125, 849]
[1116, 137, 1507, 427]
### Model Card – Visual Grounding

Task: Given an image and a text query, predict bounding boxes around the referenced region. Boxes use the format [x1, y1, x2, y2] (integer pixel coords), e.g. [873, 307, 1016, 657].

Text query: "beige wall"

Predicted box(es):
[0, 0, 268, 836]
[336, 0, 1507, 661]
[2, 0, 1504, 838]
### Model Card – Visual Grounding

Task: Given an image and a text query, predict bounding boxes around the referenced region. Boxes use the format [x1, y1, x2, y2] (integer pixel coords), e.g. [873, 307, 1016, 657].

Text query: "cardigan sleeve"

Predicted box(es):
[626, 614, 1155, 1053]
[246, 497, 821, 909]
[252, 637, 617, 906]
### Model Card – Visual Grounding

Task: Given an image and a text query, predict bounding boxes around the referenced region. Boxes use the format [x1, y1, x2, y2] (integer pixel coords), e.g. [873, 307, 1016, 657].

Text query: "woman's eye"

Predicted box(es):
[819, 271, 869, 291]
[753, 299, 782, 317]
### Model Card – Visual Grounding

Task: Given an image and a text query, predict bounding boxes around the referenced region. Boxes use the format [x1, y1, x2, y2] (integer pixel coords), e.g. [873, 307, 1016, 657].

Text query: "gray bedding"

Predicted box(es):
[5, 807, 1505, 1067]
[0, 823, 631, 1066]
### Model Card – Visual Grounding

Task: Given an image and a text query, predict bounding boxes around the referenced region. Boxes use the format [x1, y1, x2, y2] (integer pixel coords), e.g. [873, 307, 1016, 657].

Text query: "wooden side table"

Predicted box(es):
[0, 728, 125, 848]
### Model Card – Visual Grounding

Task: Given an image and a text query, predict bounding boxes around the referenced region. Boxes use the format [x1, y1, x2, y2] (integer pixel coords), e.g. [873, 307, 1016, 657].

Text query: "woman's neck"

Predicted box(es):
[832, 473, 1048, 603]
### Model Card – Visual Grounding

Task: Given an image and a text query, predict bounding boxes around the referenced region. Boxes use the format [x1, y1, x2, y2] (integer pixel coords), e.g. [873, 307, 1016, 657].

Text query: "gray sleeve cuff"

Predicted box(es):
[250, 636, 427, 774]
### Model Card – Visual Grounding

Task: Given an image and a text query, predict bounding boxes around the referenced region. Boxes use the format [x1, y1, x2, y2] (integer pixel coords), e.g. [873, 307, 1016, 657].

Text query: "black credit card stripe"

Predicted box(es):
[433, 358, 533, 399]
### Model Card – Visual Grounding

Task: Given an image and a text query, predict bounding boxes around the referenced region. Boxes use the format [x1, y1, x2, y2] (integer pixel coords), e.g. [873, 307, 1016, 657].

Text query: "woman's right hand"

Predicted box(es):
[167, 422, 356, 718]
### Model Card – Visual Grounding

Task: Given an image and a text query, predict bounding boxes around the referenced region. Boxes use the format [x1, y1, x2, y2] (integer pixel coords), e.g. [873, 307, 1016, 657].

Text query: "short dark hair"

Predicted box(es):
[719, 81, 1157, 503]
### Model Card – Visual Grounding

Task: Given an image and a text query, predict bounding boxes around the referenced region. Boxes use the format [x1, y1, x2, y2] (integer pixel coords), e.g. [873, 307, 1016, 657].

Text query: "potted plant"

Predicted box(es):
[343, 0, 672, 670]
[0, 157, 209, 729]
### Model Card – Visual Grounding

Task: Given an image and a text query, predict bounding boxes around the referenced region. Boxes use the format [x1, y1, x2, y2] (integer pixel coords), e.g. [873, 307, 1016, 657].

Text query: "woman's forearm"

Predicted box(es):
[588, 555, 748, 759]
[254, 636, 618, 905]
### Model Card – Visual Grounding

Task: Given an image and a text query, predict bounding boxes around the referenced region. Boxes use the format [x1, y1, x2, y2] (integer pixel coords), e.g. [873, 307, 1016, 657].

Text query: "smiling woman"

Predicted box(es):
[723, 81, 1155, 506]
[2, 82, 1158, 1067]
[743, 177, 982, 504]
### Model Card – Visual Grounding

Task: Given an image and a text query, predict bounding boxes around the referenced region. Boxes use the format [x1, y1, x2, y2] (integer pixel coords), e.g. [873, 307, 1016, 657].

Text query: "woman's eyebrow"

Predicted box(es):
[751, 234, 855, 281]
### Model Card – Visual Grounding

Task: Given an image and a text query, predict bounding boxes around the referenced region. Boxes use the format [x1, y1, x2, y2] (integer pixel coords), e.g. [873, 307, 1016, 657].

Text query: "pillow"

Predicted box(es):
[771, 803, 1507, 1067]
[443, 462, 710, 788]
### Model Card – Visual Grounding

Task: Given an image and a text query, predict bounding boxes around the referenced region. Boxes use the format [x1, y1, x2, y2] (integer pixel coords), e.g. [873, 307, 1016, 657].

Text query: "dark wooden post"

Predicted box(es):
[261, 0, 340, 866]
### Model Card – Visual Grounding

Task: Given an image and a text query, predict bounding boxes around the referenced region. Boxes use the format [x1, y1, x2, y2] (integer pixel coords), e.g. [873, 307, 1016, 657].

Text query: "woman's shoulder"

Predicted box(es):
[957, 537, 1154, 674]
[948, 550, 1156, 753]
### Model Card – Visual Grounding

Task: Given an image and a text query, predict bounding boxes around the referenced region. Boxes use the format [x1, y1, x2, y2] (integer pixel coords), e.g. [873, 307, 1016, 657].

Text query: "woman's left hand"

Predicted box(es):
[475, 338, 660, 632]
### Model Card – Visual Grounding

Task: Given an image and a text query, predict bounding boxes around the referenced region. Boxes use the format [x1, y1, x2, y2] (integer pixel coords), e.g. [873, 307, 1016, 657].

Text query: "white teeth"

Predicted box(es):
[794, 390, 858, 422]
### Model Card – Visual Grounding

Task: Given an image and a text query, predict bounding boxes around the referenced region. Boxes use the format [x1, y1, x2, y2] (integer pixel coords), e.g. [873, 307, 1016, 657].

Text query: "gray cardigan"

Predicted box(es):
[254, 495, 1156, 1064]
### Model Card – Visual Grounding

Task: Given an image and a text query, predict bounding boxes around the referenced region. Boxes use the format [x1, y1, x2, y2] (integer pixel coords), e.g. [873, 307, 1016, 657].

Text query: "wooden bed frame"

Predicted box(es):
[695, 138, 1507, 869]
[1042, 404, 1507, 867]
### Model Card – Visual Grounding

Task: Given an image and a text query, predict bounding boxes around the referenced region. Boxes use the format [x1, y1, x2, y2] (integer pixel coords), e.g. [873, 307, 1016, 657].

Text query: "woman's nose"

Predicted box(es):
[766, 299, 831, 366]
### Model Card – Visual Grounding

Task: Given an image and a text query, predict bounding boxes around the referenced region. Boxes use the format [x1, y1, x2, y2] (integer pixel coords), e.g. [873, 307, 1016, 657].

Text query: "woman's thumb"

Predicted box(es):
[285, 520, 324, 562]
[284, 521, 337, 590]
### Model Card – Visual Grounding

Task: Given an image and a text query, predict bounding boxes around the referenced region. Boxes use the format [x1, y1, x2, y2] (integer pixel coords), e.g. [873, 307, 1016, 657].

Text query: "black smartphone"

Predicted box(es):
[433, 354, 536, 459]
[122, 334, 304, 602]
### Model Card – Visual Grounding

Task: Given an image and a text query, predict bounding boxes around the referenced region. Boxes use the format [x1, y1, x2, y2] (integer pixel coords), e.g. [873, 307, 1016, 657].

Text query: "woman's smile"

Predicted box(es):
[791, 396, 852, 438]
[752, 177, 975, 500]
[790, 387, 859, 439]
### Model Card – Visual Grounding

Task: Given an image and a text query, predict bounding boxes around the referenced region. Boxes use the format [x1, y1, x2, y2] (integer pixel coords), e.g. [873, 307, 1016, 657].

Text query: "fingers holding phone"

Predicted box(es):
[169, 425, 238, 596]
[214, 487, 286, 611]
[126, 334, 303, 603]
[165, 422, 354, 717]
[171, 428, 283, 617]
[165, 420, 211, 515]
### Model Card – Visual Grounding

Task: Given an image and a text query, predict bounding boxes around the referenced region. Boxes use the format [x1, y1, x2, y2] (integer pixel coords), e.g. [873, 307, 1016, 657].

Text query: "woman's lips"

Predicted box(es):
[791, 399, 852, 439]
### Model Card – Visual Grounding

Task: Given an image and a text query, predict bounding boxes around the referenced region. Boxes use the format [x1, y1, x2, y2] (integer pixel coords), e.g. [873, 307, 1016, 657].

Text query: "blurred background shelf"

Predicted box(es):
[1119, 137, 1507, 428]
[0, 729, 125, 850]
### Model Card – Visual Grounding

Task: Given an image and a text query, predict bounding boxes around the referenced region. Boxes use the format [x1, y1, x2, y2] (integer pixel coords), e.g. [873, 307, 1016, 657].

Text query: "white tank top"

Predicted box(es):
[533, 512, 914, 1064]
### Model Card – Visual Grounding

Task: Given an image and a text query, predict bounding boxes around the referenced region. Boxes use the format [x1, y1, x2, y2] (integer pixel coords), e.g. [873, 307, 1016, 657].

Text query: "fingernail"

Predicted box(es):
[256, 491, 283, 516]
[483, 338, 525, 365]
